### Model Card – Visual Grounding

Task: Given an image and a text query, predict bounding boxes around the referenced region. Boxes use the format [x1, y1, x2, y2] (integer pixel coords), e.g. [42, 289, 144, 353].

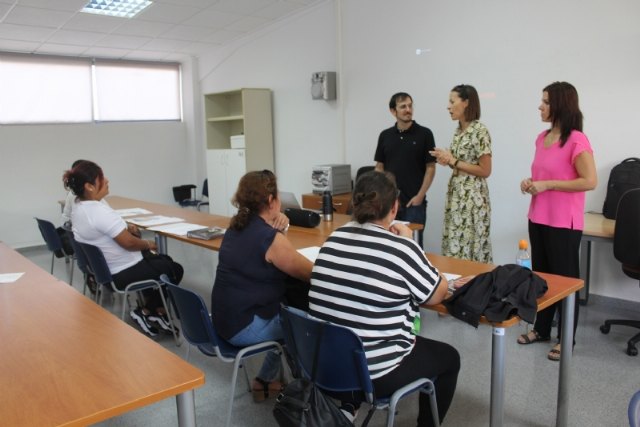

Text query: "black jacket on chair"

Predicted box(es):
[443, 264, 548, 327]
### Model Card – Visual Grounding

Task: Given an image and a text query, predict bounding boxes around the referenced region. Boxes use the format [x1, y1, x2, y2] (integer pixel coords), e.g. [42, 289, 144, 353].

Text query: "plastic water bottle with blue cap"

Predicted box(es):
[516, 239, 532, 269]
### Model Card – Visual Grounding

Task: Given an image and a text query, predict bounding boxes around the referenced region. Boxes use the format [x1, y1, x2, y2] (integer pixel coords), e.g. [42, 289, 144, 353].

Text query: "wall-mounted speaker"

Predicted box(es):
[311, 71, 336, 100]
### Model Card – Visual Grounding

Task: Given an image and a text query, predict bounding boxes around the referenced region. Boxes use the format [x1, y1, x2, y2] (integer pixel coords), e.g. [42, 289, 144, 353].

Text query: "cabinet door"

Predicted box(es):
[207, 150, 229, 216]
[224, 149, 246, 217]
[206, 149, 246, 216]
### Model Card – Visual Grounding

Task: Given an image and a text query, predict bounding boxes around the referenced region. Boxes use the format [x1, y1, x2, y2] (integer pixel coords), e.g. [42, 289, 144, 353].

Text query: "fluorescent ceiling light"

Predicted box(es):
[81, 0, 152, 18]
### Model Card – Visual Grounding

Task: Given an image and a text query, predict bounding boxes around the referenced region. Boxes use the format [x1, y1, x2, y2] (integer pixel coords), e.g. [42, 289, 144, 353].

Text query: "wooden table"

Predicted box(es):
[107, 195, 582, 427]
[580, 212, 615, 304]
[107, 195, 423, 252]
[0, 242, 204, 427]
[426, 254, 583, 427]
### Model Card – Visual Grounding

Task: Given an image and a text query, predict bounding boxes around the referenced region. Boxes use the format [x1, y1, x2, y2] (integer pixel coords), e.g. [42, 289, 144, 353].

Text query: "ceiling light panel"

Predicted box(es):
[81, 0, 152, 19]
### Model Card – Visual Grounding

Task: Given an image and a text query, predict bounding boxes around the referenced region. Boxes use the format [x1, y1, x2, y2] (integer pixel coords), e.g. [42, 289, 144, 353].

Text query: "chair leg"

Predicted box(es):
[121, 292, 129, 320]
[68, 258, 75, 286]
[157, 284, 181, 346]
[628, 331, 640, 356]
[226, 357, 244, 427]
[96, 285, 103, 305]
[422, 384, 440, 427]
[50, 252, 55, 274]
[362, 407, 377, 427]
[242, 362, 252, 392]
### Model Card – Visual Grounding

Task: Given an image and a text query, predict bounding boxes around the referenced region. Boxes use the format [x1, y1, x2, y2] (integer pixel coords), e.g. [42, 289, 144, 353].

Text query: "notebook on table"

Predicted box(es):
[186, 226, 226, 240]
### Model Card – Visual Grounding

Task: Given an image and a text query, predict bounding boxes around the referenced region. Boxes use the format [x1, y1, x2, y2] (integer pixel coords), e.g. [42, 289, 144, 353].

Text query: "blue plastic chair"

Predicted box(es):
[35, 217, 74, 282]
[77, 242, 179, 345]
[630, 390, 640, 427]
[280, 306, 439, 427]
[159, 274, 283, 427]
[63, 228, 92, 296]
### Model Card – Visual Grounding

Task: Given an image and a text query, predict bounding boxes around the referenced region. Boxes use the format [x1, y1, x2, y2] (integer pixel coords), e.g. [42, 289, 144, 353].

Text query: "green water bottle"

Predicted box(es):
[411, 312, 421, 335]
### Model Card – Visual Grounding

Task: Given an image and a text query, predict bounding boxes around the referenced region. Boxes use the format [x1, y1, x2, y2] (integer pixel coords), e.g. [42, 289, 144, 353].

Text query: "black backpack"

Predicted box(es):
[602, 157, 640, 219]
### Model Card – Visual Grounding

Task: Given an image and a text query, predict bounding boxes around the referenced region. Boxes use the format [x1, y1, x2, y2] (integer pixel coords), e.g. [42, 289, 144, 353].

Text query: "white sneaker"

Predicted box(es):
[130, 308, 158, 337]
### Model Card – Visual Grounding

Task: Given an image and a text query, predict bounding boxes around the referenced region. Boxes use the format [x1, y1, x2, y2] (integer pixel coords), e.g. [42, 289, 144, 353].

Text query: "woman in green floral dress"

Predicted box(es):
[430, 84, 493, 263]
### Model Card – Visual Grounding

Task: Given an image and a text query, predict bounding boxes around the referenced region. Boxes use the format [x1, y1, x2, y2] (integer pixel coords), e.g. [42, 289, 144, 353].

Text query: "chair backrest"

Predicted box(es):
[34, 217, 63, 254]
[613, 188, 640, 272]
[159, 275, 221, 350]
[630, 390, 640, 427]
[280, 306, 373, 397]
[64, 228, 89, 275]
[202, 178, 208, 198]
[172, 184, 196, 203]
[355, 166, 375, 183]
[76, 241, 114, 287]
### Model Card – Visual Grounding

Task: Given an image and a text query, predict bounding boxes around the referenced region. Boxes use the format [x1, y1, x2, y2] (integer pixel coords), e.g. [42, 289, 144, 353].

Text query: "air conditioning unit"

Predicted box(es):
[311, 71, 336, 100]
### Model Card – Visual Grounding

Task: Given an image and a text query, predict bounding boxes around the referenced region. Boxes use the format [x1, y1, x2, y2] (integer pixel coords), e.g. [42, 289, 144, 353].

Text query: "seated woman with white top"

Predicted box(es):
[308, 170, 460, 426]
[63, 160, 183, 337]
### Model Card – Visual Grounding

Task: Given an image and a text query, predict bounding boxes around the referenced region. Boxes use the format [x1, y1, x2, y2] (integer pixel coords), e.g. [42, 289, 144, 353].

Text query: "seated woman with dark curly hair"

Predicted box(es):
[309, 170, 460, 426]
[211, 170, 313, 402]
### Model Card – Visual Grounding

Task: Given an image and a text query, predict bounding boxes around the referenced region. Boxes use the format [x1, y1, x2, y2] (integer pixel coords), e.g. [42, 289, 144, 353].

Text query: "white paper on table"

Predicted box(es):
[297, 246, 321, 262]
[391, 220, 410, 225]
[443, 272, 462, 292]
[114, 208, 153, 217]
[148, 222, 208, 236]
[127, 215, 184, 227]
[0, 272, 24, 283]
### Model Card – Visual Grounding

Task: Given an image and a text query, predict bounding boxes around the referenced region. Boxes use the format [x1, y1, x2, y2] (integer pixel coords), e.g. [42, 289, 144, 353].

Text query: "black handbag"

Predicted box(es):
[273, 323, 353, 427]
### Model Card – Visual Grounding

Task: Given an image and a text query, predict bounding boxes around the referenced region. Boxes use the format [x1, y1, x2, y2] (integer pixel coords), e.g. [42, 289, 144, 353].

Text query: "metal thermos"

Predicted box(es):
[322, 191, 333, 221]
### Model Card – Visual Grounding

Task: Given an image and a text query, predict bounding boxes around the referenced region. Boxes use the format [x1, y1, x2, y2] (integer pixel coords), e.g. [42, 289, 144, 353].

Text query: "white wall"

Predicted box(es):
[196, 0, 640, 302]
[4, 1, 635, 302]
[198, 2, 342, 194]
[0, 57, 201, 248]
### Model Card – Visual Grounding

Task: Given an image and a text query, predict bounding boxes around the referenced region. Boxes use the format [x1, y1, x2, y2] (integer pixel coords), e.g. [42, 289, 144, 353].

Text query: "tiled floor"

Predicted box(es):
[18, 240, 640, 427]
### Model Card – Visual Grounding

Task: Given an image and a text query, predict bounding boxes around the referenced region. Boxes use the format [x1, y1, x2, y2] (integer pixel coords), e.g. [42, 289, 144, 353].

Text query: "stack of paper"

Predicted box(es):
[127, 215, 184, 227]
[148, 222, 208, 236]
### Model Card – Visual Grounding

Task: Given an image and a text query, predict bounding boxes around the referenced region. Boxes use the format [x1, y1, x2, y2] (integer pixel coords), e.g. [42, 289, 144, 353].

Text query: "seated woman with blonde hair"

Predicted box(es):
[211, 170, 313, 402]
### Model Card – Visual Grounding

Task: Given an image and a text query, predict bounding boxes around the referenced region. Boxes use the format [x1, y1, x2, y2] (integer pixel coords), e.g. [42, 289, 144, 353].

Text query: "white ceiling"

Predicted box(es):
[0, 0, 323, 62]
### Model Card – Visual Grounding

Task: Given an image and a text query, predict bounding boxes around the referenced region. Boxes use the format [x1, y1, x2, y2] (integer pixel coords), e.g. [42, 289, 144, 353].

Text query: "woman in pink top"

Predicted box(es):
[516, 82, 597, 361]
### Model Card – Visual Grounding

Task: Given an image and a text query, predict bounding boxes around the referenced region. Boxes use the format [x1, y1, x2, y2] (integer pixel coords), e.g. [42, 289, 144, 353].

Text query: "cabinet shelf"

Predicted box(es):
[207, 115, 244, 122]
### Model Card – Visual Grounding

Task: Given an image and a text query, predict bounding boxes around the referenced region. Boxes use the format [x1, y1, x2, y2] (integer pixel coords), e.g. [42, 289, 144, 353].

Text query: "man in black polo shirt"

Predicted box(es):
[374, 92, 436, 247]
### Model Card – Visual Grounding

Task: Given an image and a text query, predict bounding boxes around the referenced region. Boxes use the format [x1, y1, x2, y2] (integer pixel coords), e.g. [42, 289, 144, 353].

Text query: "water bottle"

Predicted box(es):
[516, 239, 532, 269]
[322, 191, 333, 222]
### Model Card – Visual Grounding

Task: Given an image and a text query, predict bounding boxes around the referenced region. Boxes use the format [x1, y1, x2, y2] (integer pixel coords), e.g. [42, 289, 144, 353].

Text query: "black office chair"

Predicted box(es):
[600, 188, 640, 356]
[197, 178, 209, 211]
[346, 166, 375, 215]
[172, 179, 209, 211]
[34, 217, 74, 282]
[356, 165, 375, 183]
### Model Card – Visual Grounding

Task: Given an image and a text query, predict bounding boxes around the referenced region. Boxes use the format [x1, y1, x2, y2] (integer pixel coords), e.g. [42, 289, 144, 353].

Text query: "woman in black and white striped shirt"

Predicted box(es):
[309, 170, 460, 427]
